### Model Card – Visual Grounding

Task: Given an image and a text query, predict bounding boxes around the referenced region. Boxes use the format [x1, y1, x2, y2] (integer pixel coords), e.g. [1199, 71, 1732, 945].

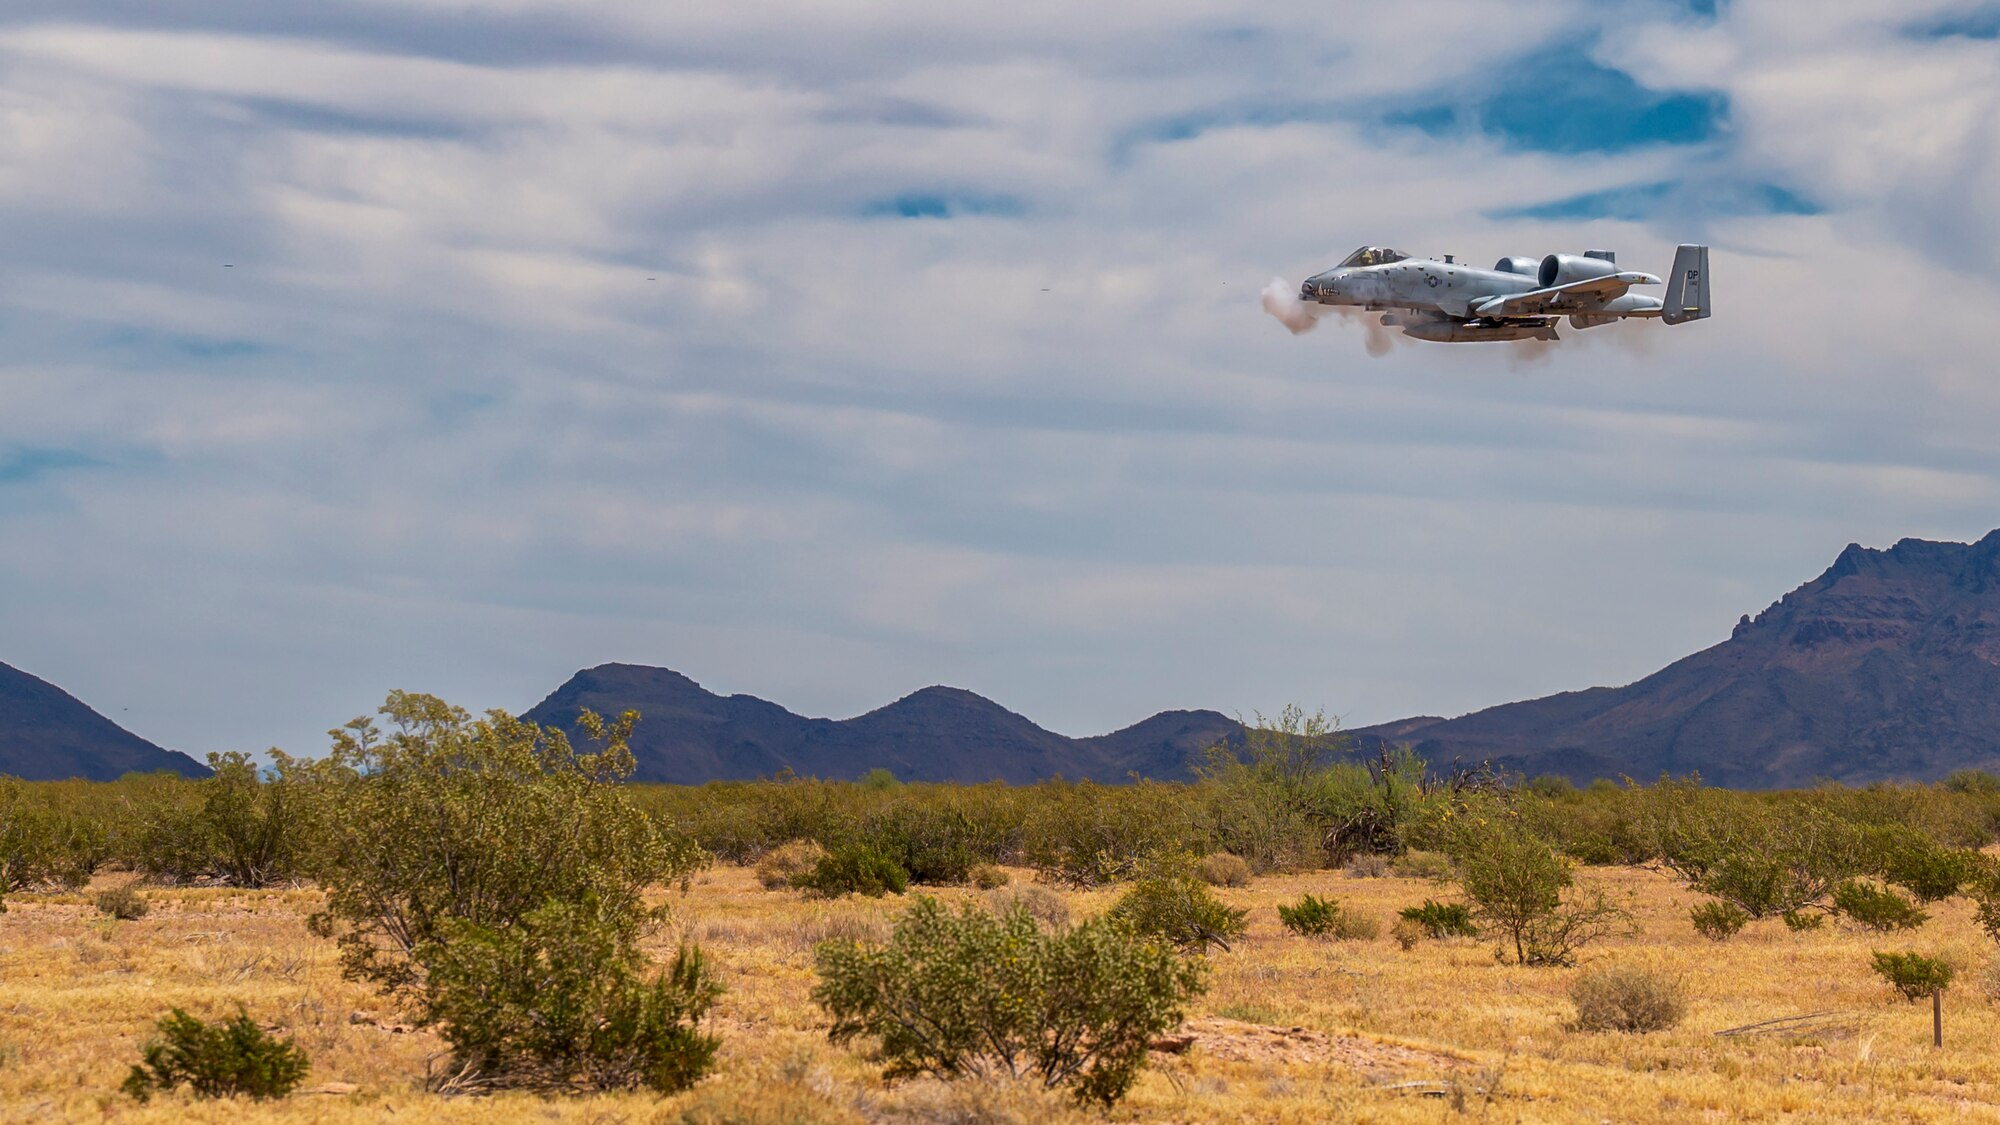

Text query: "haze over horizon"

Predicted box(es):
[5, 1, 2000, 760]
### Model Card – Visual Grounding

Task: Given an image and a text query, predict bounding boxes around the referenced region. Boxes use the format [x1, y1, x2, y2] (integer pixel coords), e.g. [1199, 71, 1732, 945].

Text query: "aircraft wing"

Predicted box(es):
[1471, 271, 1660, 318]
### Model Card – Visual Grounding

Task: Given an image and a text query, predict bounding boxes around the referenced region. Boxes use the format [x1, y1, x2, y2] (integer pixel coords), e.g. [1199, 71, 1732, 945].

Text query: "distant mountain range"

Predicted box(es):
[0, 661, 209, 781]
[12, 531, 2000, 787]
[1350, 531, 2000, 788]
[521, 664, 1241, 784]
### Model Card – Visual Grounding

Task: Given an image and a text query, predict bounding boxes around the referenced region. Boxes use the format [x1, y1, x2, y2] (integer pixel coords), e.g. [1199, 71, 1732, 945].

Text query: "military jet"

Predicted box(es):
[1294, 244, 1710, 342]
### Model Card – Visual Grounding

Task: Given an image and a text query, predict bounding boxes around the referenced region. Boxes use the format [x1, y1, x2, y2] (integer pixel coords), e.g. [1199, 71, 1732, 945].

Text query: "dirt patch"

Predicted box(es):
[1156, 1017, 1474, 1074]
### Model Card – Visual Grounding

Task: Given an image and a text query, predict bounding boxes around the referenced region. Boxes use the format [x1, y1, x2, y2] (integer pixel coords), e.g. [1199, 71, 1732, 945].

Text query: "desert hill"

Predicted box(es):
[0, 660, 210, 780]
[521, 663, 1241, 784]
[1352, 531, 2000, 788]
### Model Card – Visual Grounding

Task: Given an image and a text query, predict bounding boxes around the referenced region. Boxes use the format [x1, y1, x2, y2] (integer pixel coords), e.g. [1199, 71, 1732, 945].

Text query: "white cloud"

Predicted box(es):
[3, 2, 1999, 758]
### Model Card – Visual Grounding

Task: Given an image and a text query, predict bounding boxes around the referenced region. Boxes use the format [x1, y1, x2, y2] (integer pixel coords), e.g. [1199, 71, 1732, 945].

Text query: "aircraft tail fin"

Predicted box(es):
[1662, 244, 1710, 325]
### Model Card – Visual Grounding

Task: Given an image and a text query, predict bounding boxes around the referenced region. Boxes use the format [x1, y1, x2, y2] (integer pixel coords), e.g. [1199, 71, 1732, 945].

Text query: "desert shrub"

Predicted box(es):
[1451, 821, 1626, 966]
[865, 799, 995, 885]
[1399, 899, 1478, 939]
[1390, 850, 1453, 880]
[1569, 966, 1687, 1033]
[1020, 781, 1198, 887]
[970, 863, 1011, 890]
[1344, 853, 1390, 879]
[120, 1007, 309, 1102]
[1878, 837, 1987, 903]
[985, 885, 1070, 930]
[1106, 855, 1248, 954]
[95, 883, 149, 920]
[812, 896, 1203, 1107]
[792, 841, 910, 899]
[422, 901, 721, 1093]
[1192, 707, 1357, 872]
[1832, 880, 1929, 931]
[1277, 894, 1376, 940]
[1871, 950, 1954, 1001]
[1198, 852, 1252, 888]
[756, 841, 828, 890]
[1391, 917, 1425, 950]
[305, 693, 714, 1093]
[0, 778, 104, 892]
[1782, 909, 1828, 931]
[125, 752, 314, 888]
[1689, 900, 1749, 941]
[1982, 957, 2000, 1002]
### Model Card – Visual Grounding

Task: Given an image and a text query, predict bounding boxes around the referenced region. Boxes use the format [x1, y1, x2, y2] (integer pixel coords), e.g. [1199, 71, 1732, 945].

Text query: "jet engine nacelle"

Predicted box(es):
[1539, 253, 1621, 288]
[1493, 256, 1541, 278]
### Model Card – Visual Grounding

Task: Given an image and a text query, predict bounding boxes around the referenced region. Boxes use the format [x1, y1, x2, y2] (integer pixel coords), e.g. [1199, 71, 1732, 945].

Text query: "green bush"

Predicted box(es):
[791, 841, 910, 898]
[1689, 900, 1749, 941]
[812, 896, 1203, 1107]
[1, 778, 104, 892]
[1106, 855, 1247, 954]
[305, 693, 715, 1093]
[1878, 838, 1985, 903]
[1020, 781, 1199, 887]
[121, 1008, 309, 1102]
[1569, 966, 1687, 1033]
[1277, 894, 1377, 940]
[125, 752, 313, 888]
[1832, 880, 1929, 931]
[1870, 950, 1954, 1001]
[422, 899, 721, 1093]
[95, 883, 149, 920]
[1399, 899, 1478, 939]
[1451, 821, 1626, 966]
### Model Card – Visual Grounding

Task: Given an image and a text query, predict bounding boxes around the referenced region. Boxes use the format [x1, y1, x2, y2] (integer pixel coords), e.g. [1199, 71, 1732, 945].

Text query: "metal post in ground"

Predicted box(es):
[1933, 989, 1942, 1048]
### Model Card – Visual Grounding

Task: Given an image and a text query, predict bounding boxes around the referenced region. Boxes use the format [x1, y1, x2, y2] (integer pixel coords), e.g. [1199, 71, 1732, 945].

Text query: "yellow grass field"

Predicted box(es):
[4, 863, 1999, 1123]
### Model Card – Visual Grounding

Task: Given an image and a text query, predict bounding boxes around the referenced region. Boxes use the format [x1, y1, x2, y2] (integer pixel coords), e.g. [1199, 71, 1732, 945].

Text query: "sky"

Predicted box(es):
[5, 0, 2000, 760]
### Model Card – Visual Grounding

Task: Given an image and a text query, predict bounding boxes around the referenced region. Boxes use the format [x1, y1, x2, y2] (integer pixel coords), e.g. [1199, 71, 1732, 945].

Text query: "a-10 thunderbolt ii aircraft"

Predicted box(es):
[1296, 244, 1710, 342]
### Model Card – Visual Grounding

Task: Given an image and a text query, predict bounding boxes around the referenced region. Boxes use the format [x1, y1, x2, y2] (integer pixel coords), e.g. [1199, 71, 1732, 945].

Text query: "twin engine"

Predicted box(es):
[1495, 251, 1621, 287]
[1538, 251, 1620, 288]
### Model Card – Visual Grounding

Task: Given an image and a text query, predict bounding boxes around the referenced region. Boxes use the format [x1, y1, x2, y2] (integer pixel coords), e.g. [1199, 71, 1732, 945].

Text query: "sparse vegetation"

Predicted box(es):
[812, 896, 1203, 1106]
[121, 1007, 309, 1102]
[3, 721, 2000, 1118]
[970, 863, 1010, 889]
[1569, 965, 1688, 1033]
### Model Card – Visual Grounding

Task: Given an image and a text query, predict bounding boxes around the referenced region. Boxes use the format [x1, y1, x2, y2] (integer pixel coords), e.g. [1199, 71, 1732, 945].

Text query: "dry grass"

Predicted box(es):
[6, 863, 2000, 1120]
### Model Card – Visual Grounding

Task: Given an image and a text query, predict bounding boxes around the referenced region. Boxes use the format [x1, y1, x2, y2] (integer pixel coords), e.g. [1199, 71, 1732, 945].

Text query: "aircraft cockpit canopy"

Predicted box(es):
[1336, 246, 1408, 269]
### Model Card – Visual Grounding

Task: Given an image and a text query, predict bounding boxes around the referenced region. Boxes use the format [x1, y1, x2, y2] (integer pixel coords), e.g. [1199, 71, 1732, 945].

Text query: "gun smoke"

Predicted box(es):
[1261, 277, 1399, 356]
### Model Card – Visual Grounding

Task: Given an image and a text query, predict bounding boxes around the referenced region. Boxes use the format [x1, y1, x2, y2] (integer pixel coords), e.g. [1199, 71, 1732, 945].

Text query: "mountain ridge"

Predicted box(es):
[521, 663, 1241, 784]
[1350, 531, 2000, 788]
[0, 660, 211, 781]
